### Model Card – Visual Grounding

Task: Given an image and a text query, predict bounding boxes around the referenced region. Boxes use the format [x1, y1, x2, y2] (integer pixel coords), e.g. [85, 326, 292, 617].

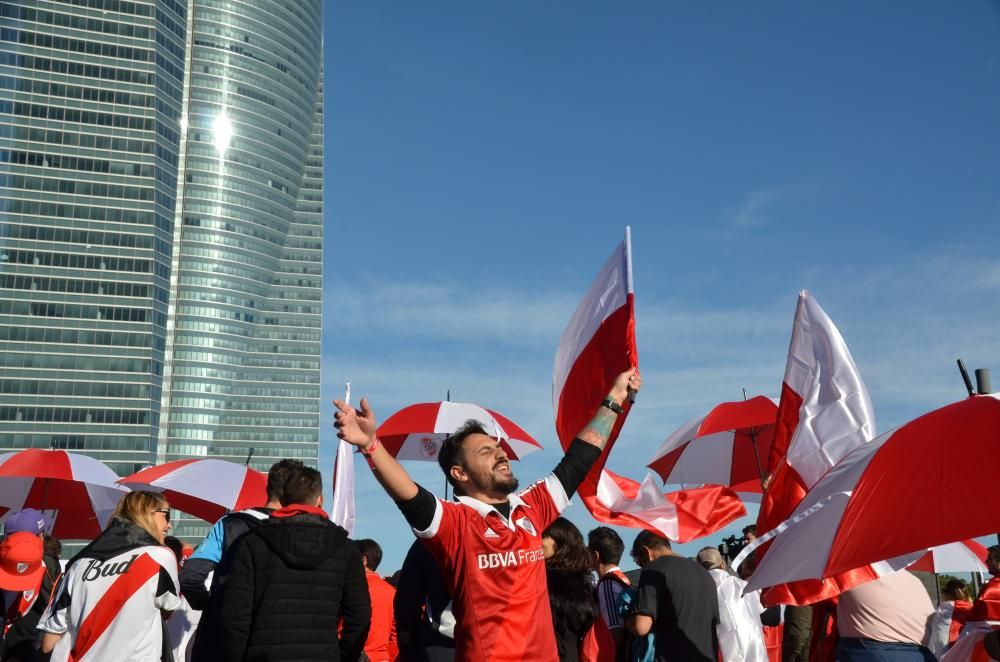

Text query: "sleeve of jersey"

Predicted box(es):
[598, 579, 626, 630]
[411, 498, 465, 576]
[150, 547, 182, 612]
[516, 474, 572, 530]
[37, 567, 73, 635]
[189, 518, 226, 562]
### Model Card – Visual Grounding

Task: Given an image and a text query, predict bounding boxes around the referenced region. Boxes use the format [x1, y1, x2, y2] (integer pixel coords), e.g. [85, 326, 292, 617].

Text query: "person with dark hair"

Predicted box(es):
[394, 539, 456, 662]
[970, 545, 1000, 622]
[39, 491, 180, 661]
[218, 465, 371, 661]
[356, 539, 398, 662]
[334, 368, 641, 661]
[927, 578, 972, 658]
[626, 530, 720, 662]
[542, 518, 599, 662]
[184, 458, 302, 661]
[742, 525, 758, 543]
[588, 526, 631, 660]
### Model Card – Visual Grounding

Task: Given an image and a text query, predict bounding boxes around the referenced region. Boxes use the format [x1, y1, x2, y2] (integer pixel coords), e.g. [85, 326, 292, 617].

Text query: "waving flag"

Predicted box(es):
[740, 395, 1000, 607]
[330, 383, 356, 535]
[553, 228, 744, 541]
[757, 291, 875, 536]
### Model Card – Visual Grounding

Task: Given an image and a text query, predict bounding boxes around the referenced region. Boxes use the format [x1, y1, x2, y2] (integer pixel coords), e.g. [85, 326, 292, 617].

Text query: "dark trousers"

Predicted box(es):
[835, 637, 935, 662]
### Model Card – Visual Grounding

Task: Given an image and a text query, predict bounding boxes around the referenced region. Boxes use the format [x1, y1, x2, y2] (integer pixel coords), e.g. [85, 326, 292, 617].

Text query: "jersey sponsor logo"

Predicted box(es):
[514, 516, 537, 536]
[81, 554, 138, 582]
[484, 527, 500, 539]
[476, 546, 545, 569]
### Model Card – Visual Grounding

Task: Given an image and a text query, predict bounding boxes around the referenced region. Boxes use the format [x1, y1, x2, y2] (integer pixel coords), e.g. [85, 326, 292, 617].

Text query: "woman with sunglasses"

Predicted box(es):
[39, 490, 181, 662]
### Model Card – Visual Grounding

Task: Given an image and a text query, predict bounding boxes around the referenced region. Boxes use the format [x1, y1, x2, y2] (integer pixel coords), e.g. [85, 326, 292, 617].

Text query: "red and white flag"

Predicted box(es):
[553, 228, 744, 542]
[757, 290, 875, 536]
[330, 383, 356, 535]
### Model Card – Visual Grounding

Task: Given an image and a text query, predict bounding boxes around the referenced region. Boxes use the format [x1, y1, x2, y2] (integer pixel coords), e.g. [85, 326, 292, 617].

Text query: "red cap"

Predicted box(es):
[0, 532, 44, 591]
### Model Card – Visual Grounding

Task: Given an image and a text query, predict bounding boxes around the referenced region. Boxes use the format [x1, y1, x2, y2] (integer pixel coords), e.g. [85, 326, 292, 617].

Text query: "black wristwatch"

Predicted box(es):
[601, 398, 624, 415]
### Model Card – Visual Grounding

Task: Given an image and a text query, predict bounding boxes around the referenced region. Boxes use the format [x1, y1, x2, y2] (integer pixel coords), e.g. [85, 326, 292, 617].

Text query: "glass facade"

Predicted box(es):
[1, 0, 323, 542]
[158, 0, 323, 539]
[0, 0, 187, 476]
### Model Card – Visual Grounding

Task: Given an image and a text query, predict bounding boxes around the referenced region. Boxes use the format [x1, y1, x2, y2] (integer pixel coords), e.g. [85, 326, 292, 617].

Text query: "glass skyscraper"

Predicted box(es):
[1, 0, 323, 540]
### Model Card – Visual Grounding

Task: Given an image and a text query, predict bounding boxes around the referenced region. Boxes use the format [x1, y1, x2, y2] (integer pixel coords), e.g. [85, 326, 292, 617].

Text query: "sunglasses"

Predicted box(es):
[153, 508, 171, 522]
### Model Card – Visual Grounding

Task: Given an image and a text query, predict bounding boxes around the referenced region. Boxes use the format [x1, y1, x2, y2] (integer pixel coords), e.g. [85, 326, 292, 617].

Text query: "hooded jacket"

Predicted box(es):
[217, 506, 371, 662]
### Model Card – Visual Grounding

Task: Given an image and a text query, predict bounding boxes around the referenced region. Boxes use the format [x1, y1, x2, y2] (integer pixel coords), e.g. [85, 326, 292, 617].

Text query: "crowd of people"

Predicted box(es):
[0, 366, 996, 661]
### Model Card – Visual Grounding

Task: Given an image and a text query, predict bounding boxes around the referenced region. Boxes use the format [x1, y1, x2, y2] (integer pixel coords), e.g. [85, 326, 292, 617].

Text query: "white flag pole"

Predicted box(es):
[330, 382, 356, 534]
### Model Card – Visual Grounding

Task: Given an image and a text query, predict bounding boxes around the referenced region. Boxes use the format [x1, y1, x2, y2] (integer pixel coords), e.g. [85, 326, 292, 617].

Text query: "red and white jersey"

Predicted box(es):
[416, 474, 570, 662]
[39, 545, 180, 662]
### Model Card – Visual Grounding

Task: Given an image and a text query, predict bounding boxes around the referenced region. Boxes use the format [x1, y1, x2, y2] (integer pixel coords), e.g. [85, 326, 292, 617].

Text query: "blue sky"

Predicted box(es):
[321, 2, 1000, 572]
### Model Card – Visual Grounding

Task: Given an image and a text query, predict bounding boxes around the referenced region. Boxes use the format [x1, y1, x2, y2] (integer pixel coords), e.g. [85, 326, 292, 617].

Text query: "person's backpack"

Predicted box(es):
[601, 570, 656, 662]
[597, 570, 655, 662]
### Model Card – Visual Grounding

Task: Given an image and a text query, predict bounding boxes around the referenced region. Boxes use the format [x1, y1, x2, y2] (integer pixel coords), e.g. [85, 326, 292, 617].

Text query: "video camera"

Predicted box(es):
[717, 534, 748, 563]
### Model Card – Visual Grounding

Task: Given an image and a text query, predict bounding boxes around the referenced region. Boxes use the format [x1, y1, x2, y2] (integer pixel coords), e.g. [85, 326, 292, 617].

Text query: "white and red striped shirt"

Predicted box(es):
[40, 543, 179, 662]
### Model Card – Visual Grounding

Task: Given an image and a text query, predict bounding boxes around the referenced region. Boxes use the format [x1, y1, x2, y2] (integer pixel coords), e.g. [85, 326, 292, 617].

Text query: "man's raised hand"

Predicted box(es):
[333, 397, 378, 451]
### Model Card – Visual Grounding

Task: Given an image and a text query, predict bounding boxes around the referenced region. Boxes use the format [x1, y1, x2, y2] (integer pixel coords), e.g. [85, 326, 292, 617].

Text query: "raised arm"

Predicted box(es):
[577, 368, 641, 449]
[333, 398, 418, 502]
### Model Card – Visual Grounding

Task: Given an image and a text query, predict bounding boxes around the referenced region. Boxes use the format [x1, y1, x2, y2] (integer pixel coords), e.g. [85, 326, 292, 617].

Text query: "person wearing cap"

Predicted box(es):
[0, 508, 62, 662]
[0, 509, 58, 654]
[38, 491, 181, 662]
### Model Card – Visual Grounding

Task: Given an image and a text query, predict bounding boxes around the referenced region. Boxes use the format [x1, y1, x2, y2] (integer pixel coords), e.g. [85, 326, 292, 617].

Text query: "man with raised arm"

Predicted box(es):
[334, 368, 641, 662]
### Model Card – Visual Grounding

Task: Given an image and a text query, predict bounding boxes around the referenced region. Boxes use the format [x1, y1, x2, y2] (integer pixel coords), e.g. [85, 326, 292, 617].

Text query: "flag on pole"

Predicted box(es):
[746, 290, 876, 604]
[330, 383, 356, 535]
[758, 290, 875, 536]
[553, 228, 745, 541]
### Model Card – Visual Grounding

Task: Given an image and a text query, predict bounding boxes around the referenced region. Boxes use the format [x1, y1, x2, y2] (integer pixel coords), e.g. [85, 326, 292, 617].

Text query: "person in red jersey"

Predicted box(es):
[356, 539, 399, 662]
[334, 368, 641, 662]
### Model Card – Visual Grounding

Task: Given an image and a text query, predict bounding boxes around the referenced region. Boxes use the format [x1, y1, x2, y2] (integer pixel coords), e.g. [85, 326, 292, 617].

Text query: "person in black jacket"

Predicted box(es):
[185, 458, 301, 662]
[394, 539, 455, 662]
[218, 465, 371, 662]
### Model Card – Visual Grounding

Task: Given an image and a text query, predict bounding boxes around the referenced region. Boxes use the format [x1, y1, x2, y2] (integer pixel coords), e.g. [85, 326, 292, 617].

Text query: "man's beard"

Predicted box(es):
[492, 473, 519, 495]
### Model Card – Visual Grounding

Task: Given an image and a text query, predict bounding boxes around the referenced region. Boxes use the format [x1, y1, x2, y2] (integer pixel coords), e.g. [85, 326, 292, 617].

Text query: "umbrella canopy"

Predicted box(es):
[376, 402, 543, 461]
[647, 396, 777, 492]
[0, 449, 128, 540]
[908, 539, 989, 574]
[744, 394, 1000, 601]
[118, 458, 267, 524]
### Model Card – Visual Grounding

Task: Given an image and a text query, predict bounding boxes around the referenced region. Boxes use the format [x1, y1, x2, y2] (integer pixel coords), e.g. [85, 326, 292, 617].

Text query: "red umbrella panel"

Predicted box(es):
[0, 449, 129, 540]
[907, 539, 989, 575]
[742, 394, 1000, 605]
[647, 396, 777, 491]
[118, 458, 267, 524]
[376, 402, 543, 462]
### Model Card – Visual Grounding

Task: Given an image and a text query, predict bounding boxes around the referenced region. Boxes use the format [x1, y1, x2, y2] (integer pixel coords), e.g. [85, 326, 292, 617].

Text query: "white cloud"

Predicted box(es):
[723, 188, 786, 228]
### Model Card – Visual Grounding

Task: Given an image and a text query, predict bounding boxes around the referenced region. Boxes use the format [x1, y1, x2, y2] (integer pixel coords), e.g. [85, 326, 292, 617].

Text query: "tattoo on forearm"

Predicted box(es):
[583, 407, 617, 444]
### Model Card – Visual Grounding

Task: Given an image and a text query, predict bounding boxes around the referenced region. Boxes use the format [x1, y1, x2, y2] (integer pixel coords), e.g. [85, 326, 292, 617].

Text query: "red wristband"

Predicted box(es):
[360, 438, 380, 467]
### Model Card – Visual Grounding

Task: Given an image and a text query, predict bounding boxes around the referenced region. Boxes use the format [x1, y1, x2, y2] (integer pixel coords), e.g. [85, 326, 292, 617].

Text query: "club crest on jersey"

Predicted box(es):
[23, 588, 34, 600]
[420, 437, 438, 459]
[514, 516, 536, 536]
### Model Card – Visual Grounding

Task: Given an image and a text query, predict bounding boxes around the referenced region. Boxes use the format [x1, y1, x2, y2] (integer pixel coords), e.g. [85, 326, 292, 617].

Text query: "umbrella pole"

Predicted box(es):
[743, 389, 766, 481]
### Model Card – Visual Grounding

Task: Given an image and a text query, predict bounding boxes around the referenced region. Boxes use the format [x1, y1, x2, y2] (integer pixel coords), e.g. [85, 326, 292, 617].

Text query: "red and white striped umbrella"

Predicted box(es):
[647, 396, 777, 492]
[908, 539, 989, 574]
[0, 449, 128, 540]
[743, 394, 1000, 603]
[376, 402, 543, 462]
[118, 458, 267, 524]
